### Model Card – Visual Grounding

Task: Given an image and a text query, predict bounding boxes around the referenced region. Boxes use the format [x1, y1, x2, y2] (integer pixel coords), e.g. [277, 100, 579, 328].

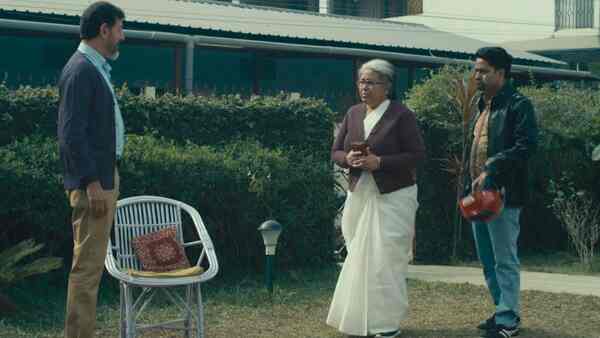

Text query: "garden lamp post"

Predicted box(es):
[258, 220, 282, 294]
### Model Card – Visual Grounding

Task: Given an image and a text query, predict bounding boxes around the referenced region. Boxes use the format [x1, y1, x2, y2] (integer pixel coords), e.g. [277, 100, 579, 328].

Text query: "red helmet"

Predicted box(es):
[459, 189, 504, 223]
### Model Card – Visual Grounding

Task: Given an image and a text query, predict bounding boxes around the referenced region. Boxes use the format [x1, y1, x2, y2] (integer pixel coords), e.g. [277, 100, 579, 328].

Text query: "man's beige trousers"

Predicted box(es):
[64, 169, 119, 338]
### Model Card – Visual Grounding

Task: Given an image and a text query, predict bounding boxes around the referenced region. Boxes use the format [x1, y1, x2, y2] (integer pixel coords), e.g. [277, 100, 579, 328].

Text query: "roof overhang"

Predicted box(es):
[0, 0, 564, 66]
[502, 34, 600, 53]
[502, 34, 600, 64]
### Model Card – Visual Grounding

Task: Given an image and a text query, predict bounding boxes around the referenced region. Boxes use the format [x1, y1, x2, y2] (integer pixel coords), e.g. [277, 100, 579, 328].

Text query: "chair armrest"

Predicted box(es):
[182, 240, 203, 248]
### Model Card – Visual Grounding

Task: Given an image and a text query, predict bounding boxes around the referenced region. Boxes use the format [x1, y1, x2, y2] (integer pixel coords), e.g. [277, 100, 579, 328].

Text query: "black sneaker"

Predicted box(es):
[477, 314, 496, 330]
[477, 314, 521, 331]
[481, 324, 520, 338]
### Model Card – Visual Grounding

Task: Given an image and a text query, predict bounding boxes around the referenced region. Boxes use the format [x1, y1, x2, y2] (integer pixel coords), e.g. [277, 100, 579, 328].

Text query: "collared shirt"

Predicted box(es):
[77, 42, 125, 158]
[470, 99, 491, 180]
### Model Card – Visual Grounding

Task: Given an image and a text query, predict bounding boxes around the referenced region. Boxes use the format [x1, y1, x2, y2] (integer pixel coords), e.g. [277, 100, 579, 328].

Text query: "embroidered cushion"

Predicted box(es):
[131, 227, 191, 272]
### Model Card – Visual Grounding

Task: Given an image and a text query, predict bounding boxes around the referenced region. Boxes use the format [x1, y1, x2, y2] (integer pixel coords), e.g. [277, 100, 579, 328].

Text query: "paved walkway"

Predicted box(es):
[407, 265, 600, 297]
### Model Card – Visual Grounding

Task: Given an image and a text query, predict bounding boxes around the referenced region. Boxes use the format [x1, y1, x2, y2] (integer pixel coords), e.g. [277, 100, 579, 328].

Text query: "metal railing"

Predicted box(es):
[556, 0, 595, 29]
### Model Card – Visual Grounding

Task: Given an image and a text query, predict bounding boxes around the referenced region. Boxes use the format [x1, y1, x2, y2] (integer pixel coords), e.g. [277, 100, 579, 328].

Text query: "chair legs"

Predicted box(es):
[196, 284, 204, 338]
[119, 283, 126, 338]
[124, 285, 135, 338]
[184, 285, 192, 338]
[119, 284, 136, 338]
[118, 283, 205, 338]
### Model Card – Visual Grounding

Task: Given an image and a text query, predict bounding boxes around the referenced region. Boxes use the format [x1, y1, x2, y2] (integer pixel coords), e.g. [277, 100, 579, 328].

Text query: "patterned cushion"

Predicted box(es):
[131, 227, 191, 272]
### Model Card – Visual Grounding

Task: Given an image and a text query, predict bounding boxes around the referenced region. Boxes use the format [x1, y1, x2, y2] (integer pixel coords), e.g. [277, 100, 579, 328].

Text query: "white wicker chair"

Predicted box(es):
[104, 195, 219, 338]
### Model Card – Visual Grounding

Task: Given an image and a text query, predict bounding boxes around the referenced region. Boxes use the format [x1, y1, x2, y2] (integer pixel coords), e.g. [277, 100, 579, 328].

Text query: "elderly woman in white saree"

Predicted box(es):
[327, 59, 426, 338]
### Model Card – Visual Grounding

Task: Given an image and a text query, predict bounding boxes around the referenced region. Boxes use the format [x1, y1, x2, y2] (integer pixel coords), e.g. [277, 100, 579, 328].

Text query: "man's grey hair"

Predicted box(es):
[358, 59, 395, 83]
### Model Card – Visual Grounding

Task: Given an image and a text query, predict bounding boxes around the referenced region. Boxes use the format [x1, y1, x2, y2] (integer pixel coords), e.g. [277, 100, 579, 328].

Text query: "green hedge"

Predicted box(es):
[0, 135, 67, 255]
[0, 135, 338, 270]
[0, 85, 57, 146]
[8, 74, 598, 265]
[0, 85, 337, 270]
[406, 67, 600, 262]
[0, 84, 334, 159]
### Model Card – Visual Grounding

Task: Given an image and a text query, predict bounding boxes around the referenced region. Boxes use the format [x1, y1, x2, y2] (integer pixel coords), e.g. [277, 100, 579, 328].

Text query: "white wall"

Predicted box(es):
[422, 0, 555, 22]
[393, 0, 557, 44]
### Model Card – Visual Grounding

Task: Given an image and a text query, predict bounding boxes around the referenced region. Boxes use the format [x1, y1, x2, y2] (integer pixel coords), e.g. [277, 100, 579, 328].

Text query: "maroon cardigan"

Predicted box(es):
[332, 101, 426, 194]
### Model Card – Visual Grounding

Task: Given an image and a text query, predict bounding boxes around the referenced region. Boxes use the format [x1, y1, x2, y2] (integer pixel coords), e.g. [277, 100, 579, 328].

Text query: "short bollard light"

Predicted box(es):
[258, 220, 282, 294]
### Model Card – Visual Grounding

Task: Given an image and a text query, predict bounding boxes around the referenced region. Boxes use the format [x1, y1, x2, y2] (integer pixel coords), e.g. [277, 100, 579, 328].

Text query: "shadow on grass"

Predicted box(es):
[519, 328, 585, 338]
[402, 328, 585, 338]
[400, 328, 476, 337]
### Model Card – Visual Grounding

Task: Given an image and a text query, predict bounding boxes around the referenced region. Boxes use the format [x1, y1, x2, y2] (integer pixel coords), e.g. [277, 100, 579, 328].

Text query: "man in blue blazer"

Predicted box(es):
[57, 2, 125, 337]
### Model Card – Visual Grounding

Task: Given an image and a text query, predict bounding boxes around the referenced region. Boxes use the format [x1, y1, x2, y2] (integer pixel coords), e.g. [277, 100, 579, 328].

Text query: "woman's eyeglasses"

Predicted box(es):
[357, 80, 386, 87]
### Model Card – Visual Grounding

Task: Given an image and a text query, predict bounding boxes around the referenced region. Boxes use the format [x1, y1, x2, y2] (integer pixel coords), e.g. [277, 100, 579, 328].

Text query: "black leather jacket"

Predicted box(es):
[462, 83, 538, 207]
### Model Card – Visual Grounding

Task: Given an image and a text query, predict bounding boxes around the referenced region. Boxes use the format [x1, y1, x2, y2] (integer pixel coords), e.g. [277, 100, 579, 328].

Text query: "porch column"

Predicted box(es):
[185, 39, 194, 94]
[594, 0, 600, 28]
[319, 0, 331, 14]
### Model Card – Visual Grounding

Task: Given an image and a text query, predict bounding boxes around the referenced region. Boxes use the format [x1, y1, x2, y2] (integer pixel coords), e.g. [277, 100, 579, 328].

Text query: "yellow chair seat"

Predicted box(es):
[127, 266, 204, 278]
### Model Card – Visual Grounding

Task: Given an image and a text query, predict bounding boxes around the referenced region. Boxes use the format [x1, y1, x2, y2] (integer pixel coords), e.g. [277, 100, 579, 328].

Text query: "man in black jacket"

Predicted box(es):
[463, 47, 538, 338]
[57, 2, 125, 337]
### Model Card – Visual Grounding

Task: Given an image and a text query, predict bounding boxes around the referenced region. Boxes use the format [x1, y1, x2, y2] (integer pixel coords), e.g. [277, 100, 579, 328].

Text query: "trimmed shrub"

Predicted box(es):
[0, 135, 337, 270]
[405, 67, 469, 262]
[522, 84, 600, 141]
[0, 85, 334, 160]
[0, 135, 67, 255]
[0, 85, 337, 270]
[0, 85, 58, 146]
[521, 84, 600, 251]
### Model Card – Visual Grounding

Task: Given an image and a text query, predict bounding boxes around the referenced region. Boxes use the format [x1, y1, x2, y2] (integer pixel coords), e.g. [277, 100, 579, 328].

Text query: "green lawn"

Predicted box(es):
[2, 266, 600, 338]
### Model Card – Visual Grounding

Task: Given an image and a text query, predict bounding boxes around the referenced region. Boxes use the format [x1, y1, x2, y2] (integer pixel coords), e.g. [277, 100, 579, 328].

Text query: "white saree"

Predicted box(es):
[327, 100, 418, 336]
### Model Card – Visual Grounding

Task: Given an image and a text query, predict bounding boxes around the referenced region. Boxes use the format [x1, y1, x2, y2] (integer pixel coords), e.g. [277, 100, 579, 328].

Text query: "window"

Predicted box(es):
[329, 0, 410, 18]
[556, 0, 594, 29]
[330, 0, 413, 18]
[233, 0, 319, 12]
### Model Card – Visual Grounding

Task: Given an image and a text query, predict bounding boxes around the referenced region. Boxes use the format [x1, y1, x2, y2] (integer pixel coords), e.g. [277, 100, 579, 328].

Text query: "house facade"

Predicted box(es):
[390, 0, 600, 72]
[0, 0, 593, 114]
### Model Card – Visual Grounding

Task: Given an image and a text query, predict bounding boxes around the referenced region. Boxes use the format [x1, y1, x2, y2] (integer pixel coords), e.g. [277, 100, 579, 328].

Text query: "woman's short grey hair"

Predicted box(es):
[358, 59, 395, 83]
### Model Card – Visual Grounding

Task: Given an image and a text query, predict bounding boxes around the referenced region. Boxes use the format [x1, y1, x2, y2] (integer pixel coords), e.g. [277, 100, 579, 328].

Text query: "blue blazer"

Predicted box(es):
[57, 51, 117, 190]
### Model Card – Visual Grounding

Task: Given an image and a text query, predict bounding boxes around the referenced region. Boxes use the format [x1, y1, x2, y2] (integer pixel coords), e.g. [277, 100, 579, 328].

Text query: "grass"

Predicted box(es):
[2, 266, 600, 338]
[456, 251, 600, 276]
[519, 251, 600, 275]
